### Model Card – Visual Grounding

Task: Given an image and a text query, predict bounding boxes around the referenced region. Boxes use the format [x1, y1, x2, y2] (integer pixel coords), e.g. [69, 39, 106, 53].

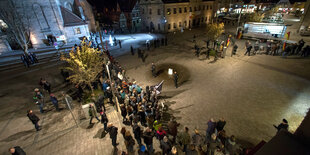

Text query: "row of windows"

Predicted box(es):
[141, 4, 213, 15]
[167, 17, 211, 29]
[142, 8, 162, 15]
[167, 5, 212, 15]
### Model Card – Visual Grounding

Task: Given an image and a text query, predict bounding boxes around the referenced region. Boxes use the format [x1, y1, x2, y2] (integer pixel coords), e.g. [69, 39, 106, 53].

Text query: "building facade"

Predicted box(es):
[0, 0, 95, 52]
[139, 0, 165, 32]
[139, 0, 215, 32]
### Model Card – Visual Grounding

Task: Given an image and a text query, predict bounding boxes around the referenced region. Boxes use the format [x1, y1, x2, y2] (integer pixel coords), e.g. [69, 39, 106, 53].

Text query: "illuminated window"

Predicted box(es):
[167, 8, 171, 15]
[75, 27, 81, 34]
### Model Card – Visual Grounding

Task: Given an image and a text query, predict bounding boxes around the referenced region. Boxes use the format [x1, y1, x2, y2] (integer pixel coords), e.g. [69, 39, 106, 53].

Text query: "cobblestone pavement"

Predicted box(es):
[0, 26, 310, 154]
[117, 29, 310, 148]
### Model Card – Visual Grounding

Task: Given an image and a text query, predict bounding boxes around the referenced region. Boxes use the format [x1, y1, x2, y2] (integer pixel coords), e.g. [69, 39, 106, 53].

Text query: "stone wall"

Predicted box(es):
[64, 25, 89, 42]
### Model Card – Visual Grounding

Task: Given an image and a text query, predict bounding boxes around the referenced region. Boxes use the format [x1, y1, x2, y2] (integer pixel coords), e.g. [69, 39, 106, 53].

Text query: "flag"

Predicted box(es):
[154, 80, 164, 95]
[285, 32, 290, 40]
[283, 42, 286, 51]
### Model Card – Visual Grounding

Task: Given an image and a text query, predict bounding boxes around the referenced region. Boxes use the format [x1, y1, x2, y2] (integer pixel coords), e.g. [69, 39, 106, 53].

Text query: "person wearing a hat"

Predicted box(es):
[273, 119, 289, 132]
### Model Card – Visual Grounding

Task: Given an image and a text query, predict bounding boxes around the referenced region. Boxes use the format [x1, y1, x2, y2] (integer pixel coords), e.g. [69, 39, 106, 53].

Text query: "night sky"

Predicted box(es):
[87, 0, 137, 12]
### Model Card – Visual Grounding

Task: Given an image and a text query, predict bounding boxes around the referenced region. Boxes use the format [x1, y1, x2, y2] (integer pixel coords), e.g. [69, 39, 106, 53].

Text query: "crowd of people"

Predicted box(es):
[20, 52, 38, 68]
[193, 34, 309, 60]
[10, 32, 295, 155]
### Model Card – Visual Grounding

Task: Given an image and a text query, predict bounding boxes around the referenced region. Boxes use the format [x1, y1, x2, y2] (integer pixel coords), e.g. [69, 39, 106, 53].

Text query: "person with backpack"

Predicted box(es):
[89, 104, 100, 124]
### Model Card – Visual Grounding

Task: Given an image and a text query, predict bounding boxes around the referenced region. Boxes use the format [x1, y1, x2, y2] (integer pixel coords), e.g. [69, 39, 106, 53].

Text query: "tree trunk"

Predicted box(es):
[88, 82, 94, 93]
[23, 44, 29, 55]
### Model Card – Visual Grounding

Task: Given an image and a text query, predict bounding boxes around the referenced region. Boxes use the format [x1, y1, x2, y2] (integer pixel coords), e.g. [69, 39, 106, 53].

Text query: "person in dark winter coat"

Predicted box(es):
[297, 39, 305, 53]
[186, 144, 198, 155]
[100, 111, 109, 131]
[107, 123, 118, 147]
[206, 118, 216, 141]
[216, 118, 226, 133]
[27, 110, 41, 131]
[167, 120, 180, 144]
[177, 127, 191, 153]
[9, 146, 26, 155]
[160, 136, 172, 155]
[34, 88, 44, 113]
[231, 44, 238, 57]
[273, 119, 289, 133]
[120, 104, 127, 123]
[133, 123, 142, 146]
[106, 87, 114, 105]
[50, 94, 59, 111]
[192, 129, 203, 150]
[76, 84, 84, 102]
[89, 104, 100, 124]
[151, 63, 156, 77]
[42, 80, 51, 94]
[207, 134, 223, 155]
[130, 45, 134, 55]
[143, 128, 155, 152]
[119, 40, 122, 48]
[225, 135, 241, 155]
[244, 44, 252, 56]
[124, 131, 135, 153]
[21, 55, 29, 68]
[173, 72, 178, 88]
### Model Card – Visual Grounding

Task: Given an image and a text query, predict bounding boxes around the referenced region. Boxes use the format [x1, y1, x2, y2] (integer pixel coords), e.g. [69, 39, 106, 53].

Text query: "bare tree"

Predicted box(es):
[0, 0, 31, 54]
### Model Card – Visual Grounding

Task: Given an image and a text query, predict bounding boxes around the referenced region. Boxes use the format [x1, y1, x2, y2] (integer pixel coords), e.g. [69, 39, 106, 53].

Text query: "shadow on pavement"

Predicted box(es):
[1, 129, 34, 142]
[93, 128, 107, 139]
